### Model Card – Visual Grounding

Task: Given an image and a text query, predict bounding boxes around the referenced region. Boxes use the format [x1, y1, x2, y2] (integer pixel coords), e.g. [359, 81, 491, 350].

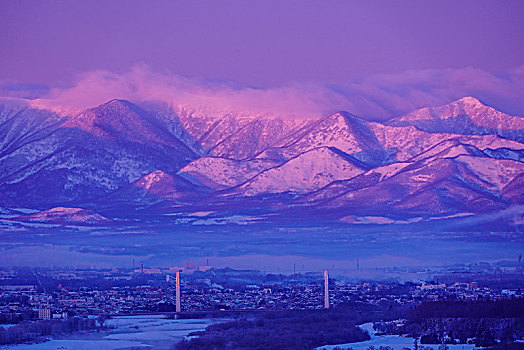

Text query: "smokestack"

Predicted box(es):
[175, 271, 181, 313]
[324, 269, 329, 309]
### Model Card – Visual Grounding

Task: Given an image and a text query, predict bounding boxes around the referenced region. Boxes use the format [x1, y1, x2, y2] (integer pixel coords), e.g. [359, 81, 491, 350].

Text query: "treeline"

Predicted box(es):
[0, 311, 34, 325]
[416, 318, 522, 347]
[409, 299, 524, 320]
[485, 343, 524, 350]
[399, 299, 524, 347]
[0, 317, 97, 345]
[329, 299, 410, 325]
[174, 310, 370, 350]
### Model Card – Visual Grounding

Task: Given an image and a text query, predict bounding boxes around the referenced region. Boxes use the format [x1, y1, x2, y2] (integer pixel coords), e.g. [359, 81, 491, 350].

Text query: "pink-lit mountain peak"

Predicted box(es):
[397, 96, 493, 121]
[279, 110, 382, 157]
[62, 99, 188, 148]
[316, 111, 369, 130]
[66, 99, 139, 129]
[389, 96, 524, 143]
[397, 96, 524, 126]
[447, 96, 485, 109]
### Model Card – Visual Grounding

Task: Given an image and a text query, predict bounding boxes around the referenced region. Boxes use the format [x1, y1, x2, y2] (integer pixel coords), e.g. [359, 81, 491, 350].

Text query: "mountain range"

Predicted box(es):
[1, 96, 523, 228]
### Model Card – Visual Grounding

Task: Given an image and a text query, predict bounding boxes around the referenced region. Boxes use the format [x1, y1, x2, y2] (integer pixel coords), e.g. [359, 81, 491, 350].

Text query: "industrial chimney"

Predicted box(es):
[176, 271, 181, 313]
[324, 269, 329, 309]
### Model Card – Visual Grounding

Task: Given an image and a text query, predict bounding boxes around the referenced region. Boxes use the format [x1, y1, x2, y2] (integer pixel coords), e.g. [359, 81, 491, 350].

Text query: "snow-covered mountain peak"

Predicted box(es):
[73, 98, 141, 123]
[322, 111, 366, 126]
[275, 109, 381, 159]
[454, 96, 484, 107]
[97, 98, 139, 113]
[390, 96, 499, 124]
[388, 96, 524, 143]
[61, 99, 199, 157]
[64, 99, 141, 131]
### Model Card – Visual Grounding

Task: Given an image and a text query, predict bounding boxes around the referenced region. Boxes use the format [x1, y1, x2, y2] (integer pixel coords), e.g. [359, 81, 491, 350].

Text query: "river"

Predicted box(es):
[2, 315, 218, 350]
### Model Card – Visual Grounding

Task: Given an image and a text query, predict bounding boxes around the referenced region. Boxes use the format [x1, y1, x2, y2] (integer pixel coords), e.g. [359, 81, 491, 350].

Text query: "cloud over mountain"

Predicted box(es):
[29, 65, 347, 119]
[18, 64, 524, 121]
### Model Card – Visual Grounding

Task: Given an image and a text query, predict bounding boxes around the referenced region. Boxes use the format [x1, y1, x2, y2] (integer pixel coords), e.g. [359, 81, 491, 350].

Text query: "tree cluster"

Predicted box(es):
[174, 310, 370, 350]
[0, 317, 97, 345]
[405, 299, 524, 347]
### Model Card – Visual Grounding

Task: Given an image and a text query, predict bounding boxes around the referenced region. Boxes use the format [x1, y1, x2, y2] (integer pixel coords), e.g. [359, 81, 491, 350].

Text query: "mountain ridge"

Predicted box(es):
[0, 96, 523, 227]
[389, 96, 524, 142]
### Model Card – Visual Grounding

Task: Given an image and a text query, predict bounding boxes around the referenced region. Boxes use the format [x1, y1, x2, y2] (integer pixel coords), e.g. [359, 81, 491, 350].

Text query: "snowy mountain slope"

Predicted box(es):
[296, 138, 524, 216]
[502, 173, 524, 204]
[175, 110, 313, 159]
[408, 139, 485, 162]
[0, 100, 199, 206]
[315, 153, 522, 216]
[455, 155, 524, 192]
[0, 105, 64, 160]
[178, 157, 279, 189]
[391, 176, 507, 216]
[254, 113, 504, 167]
[296, 161, 414, 205]
[64, 99, 196, 152]
[0, 96, 523, 222]
[255, 112, 383, 164]
[0, 97, 31, 124]
[316, 157, 509, 215]
[297, 172, 383, 204]
[107, 170, 208, 207]
[369, 123, 458, 162]
[389, 96, 524, 142]
[137, 101, 205, 155]
[237, 147, 366, 195]
[208, 118, 314, 160]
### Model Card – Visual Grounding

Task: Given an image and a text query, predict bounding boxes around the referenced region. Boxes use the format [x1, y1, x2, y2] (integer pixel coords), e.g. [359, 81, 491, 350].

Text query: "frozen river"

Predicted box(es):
[3, 315, 217, 350]
[2, 317, 484, 350]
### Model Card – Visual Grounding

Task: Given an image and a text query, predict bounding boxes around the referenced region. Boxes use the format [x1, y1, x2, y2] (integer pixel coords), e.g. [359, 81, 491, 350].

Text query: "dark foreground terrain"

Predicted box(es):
[175, 299, 524, 349]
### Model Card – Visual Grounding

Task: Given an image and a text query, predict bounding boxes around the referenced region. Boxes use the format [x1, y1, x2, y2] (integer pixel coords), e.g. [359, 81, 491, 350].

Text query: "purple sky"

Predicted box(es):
[1, 0, 524, 118]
